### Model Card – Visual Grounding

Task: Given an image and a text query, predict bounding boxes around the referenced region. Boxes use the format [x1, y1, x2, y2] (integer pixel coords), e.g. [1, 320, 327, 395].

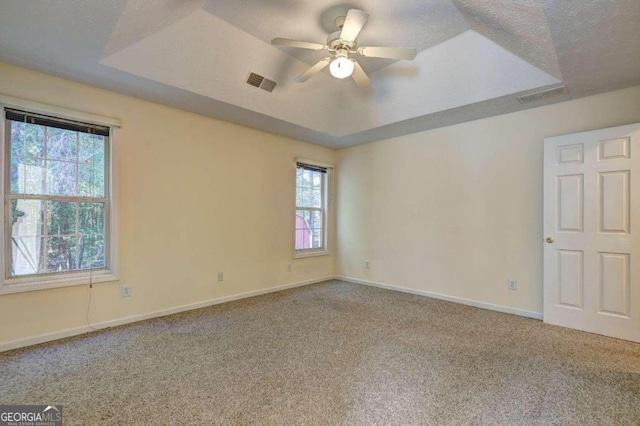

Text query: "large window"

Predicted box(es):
[295, 161, 329, 256]
[2, 106, 116, 291]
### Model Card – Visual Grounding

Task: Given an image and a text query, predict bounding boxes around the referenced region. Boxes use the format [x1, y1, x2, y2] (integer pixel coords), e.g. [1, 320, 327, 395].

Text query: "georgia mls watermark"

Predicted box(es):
[0, 405, 62, 426]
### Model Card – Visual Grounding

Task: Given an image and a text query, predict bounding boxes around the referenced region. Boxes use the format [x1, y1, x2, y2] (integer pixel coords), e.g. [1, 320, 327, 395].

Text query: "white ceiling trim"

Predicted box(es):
[103, 20, 559, 137]
[0, 0, 638, 147]
[102, 10, 343, 136]
[337, 31, 561, 136]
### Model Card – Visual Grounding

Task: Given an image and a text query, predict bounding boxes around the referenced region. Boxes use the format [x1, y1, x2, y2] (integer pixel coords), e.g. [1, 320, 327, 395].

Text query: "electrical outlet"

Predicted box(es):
[365, 260, 370, 269]
[508, 279, 518, 291]
[287, 264, 293, 272]
[217, 272, 224, 282]
[121, 285, 131, 297]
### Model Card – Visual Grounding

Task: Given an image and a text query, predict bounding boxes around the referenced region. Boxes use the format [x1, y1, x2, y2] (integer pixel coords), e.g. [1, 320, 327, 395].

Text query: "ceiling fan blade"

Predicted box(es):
[351, 60, 371, 88]
[339, 9, 369, 42]
[295, 58, 331, 83]
[271, 38, 325, 50]
[358, 46, 417, 60]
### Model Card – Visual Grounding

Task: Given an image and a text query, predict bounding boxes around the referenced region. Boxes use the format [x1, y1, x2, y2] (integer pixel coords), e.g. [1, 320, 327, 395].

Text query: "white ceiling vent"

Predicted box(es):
[245, 72, 277, 93]
[517, 85, 567, 104]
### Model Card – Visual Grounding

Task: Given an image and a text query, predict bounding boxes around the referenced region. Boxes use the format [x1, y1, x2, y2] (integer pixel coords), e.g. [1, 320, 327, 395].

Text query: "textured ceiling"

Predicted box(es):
[0, 1, 639, 148]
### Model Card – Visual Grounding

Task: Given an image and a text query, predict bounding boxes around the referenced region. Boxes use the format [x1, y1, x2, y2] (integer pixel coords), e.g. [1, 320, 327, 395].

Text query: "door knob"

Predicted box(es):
[546, 237, 554, 244]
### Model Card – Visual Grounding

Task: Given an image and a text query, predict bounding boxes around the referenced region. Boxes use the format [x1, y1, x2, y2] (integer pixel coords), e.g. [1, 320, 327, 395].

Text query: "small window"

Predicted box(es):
[295, 162, 329, 257]
[2, 107, 116, 292]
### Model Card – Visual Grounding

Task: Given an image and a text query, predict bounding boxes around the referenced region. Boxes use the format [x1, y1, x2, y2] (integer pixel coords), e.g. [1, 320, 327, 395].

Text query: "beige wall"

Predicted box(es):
[337, 86, 640, 315]
[0, 63, 336, 346]
[2, 59, 639, 347]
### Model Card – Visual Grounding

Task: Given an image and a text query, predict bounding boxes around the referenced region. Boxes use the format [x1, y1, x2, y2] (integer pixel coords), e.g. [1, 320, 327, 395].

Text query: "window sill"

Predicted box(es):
[0, 272, 119, 295]
[293, 250, 330, 259]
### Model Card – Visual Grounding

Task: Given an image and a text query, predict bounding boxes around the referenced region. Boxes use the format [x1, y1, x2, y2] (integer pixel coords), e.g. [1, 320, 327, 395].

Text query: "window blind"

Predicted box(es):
[296, 162, 327, 174]
[5, 108, 110, 136]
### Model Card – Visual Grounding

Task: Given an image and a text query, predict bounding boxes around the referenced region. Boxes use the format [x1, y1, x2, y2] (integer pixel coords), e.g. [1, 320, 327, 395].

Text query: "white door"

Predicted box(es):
[544, 123, 640, 343]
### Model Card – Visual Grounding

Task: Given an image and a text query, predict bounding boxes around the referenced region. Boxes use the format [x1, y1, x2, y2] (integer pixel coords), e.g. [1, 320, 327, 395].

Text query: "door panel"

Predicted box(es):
[544, 123, 640, 342]
[598, 137, 630, 160]
[598, 252, 630, 317]
[557, 250, 584, 309]
[597, 171, 629, 234]
[557, 143, 584, 164]
[557, 174, 583, 232]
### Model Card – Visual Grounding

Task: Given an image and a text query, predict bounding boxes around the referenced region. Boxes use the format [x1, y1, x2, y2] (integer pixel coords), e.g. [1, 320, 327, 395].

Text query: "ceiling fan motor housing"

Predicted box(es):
[271, 8, 415, 88]
[334, 48, 349, 59]
[327, 31, 357, 52]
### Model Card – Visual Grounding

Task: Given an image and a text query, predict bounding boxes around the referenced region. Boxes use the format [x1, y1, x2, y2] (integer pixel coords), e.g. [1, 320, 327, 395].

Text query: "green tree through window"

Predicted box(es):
[7, 116, 108, 277]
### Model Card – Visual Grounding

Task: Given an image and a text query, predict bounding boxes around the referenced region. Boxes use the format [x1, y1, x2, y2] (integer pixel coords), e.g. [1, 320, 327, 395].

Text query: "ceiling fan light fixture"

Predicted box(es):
[330, 56, 354, 79]
[272, 8, 416, 87]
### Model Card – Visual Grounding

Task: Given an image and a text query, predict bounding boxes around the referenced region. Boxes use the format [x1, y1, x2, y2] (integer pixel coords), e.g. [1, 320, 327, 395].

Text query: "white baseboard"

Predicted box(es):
[0, 276, 333, 353]
[336, 275, 543, 320]
[1, 275, 543, 352]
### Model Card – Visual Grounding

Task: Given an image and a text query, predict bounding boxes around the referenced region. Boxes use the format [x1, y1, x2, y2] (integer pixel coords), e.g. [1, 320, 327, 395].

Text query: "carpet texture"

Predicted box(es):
[1, 280, 639, 425]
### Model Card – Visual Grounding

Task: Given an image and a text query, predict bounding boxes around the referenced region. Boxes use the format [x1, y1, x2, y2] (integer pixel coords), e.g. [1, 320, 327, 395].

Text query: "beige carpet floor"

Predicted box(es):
[1, 280, 639, 425]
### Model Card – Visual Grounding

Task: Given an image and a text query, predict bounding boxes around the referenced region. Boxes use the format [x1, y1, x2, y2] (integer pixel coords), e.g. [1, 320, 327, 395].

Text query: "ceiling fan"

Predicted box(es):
[271, 9, 417, 88]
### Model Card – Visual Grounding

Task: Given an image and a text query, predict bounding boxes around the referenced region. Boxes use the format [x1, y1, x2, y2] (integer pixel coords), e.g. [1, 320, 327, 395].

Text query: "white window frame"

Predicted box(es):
[0, 95, 121, 295]
[293, 158, 331, 259]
